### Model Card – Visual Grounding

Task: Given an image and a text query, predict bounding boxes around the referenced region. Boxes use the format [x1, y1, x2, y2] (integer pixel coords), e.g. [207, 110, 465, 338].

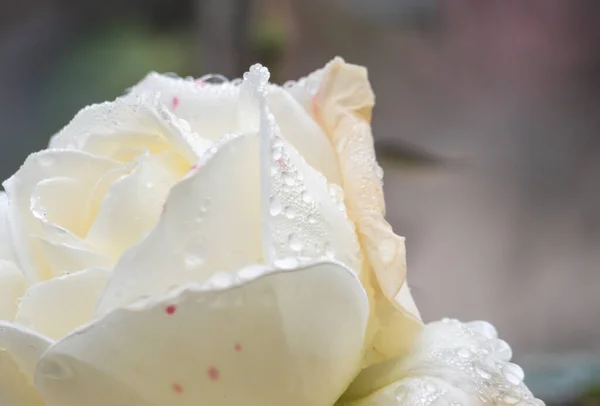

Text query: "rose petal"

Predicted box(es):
[266, 87, 342, 185]
[0, 192, 15, 261]
[3, 150, 121, 282]
[0, 321, 53, 383]
[262, 109, 361, 272]
[96, 132, 262, 315]
[36, 261, 368, 406]
[35, 237, 113, 277]
[86, 150, 189, 260]
[49, 95, 209, 165]
[0, 351, 45, 406]
[290, 58, 423, 361]
[126, 72, 241, 142]
[0, 260, 26, 321]
[15, 269, 110, 340]
[340, 319, 543, 406]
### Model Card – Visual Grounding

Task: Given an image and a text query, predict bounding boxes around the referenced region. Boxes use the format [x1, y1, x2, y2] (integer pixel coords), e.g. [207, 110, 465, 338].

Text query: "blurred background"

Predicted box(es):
[1, 0, 599, 403]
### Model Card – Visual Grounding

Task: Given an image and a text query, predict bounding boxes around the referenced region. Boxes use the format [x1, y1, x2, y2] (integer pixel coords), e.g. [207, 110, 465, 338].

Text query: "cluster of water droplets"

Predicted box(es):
[411, 319, 545, 406]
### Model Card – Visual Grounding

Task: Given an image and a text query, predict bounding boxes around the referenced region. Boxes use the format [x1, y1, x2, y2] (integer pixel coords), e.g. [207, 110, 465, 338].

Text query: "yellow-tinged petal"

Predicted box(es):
[0, 260, 26, 321]
[36, 261, 369, 406]
[0, 322, 53, 384]
[0, 350, 46, 406]
[291, 57, 423, 361]
[339, 319, 544, 406]
[15, 269, 110, 340]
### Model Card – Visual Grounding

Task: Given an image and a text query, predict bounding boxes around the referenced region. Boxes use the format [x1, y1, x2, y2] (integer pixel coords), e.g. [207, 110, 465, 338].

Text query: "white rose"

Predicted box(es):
[0, 59, 542, 406]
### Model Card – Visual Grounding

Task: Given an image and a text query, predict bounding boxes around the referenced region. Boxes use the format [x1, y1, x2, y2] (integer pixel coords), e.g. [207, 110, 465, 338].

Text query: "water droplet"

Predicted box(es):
[502, 395, 520, 404]
[270, 197, 283, 216]
[184, 253, 204, 268]
[282, 172, 295, 186]
[375, 164, 384, 180]
[425, 382, 437, 393]
[288, 233, 303, 252]
[37, 155, 56, 167]
[457, 348, 471, 358]
[274, 257, 298, 269]
[301, 191, 312, 203]
[270, 166, 278, 176]
[307, 214, 317, 224]
[493, 339, 512, 361]
[328, 184, 344, 203]
[324, 242, 335, 258]
[468, 321, 498, 339]
[475, 367, 492, 380]
[284, 206, 297, 219]
[502, 363, 524, 385]
[272, 148, 282, 161]
[38, 358, 72, 380]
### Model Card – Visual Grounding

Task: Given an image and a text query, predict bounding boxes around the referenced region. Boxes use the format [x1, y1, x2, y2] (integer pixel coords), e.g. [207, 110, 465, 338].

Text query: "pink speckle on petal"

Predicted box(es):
[165, 305, 177, 315]
[207, 366, 220, 381]
[234, 343, 242, 352]
[172, 96, 180, 108]
[172, 383, 183, 393]
[196, 79, 207, 88]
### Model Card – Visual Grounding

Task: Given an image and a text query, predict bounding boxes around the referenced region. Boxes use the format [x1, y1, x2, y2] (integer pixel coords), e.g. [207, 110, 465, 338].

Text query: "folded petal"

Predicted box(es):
[126, 72, 241, 142]
[15, 269, 110, 340]
[36, 261, 369, 406]
[98, 65, 363, 315]
[339, 319, 544, 406]
[49, 95, 209, 165]
[0, 192, 15, 261]
[0, 322, 53, 384]
[266, 87, 342, 185]
[3, 150, 121, 281]
[0, 260, 26, 321]
[0, 351, 46, 406]
[288, 58, 423, 361]
[86, 150, 189, 260]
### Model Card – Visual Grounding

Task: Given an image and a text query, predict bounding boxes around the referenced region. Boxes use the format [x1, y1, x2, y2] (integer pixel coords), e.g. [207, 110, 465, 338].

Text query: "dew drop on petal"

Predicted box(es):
[502, 363, 524, 385]
[284, 206, 297, 219]
[288, 233, 303, 252]
[269, 197, 283, 216]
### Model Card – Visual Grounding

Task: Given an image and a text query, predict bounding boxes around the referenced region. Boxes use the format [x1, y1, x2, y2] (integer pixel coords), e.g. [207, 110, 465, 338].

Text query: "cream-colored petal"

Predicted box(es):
[126, 72, 241, 142]
[0, 192, 15, 261]
[339, 319, 544, 406]
[293, 58, 423, 361]
[96, 132, 262, 315]
[262, 106, 361, 272]
[266, 87, 342, 185]
[15, 269, 110, 340]
[0, 351, 46, 406]
[49, 95, 208, 165]
[86, 150, 189, 260]
[2, 150, 121, 282]
[35, 237, 113, 278]
[36, 261, 369, 406]
[0, 321, 53, 384]
[0, 260, 26, 321]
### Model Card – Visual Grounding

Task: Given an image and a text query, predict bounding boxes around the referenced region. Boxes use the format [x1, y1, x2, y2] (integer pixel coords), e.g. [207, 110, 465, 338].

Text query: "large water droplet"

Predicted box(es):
[493, 339, 512, 361]
[502, 363, 524, 385]
[324, 242, 335, 259]
[270, 197, 283, 216]
[284, 206, 297, 219]
[272, 148, 282, 161]
[184, 253, 204, 268]
[274, 257, 298, 270]
[457, 348, 471, 359]
[307, 214, 317, 224]
[328, 184, 344, 203]
[375, 164, 384, 180]
[288, 233, 303, 252]
[282, 172, 296, 186]
[301, 191, 312, 203]
[37, 155, 56, 167]
[469, 321, 498, 339]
